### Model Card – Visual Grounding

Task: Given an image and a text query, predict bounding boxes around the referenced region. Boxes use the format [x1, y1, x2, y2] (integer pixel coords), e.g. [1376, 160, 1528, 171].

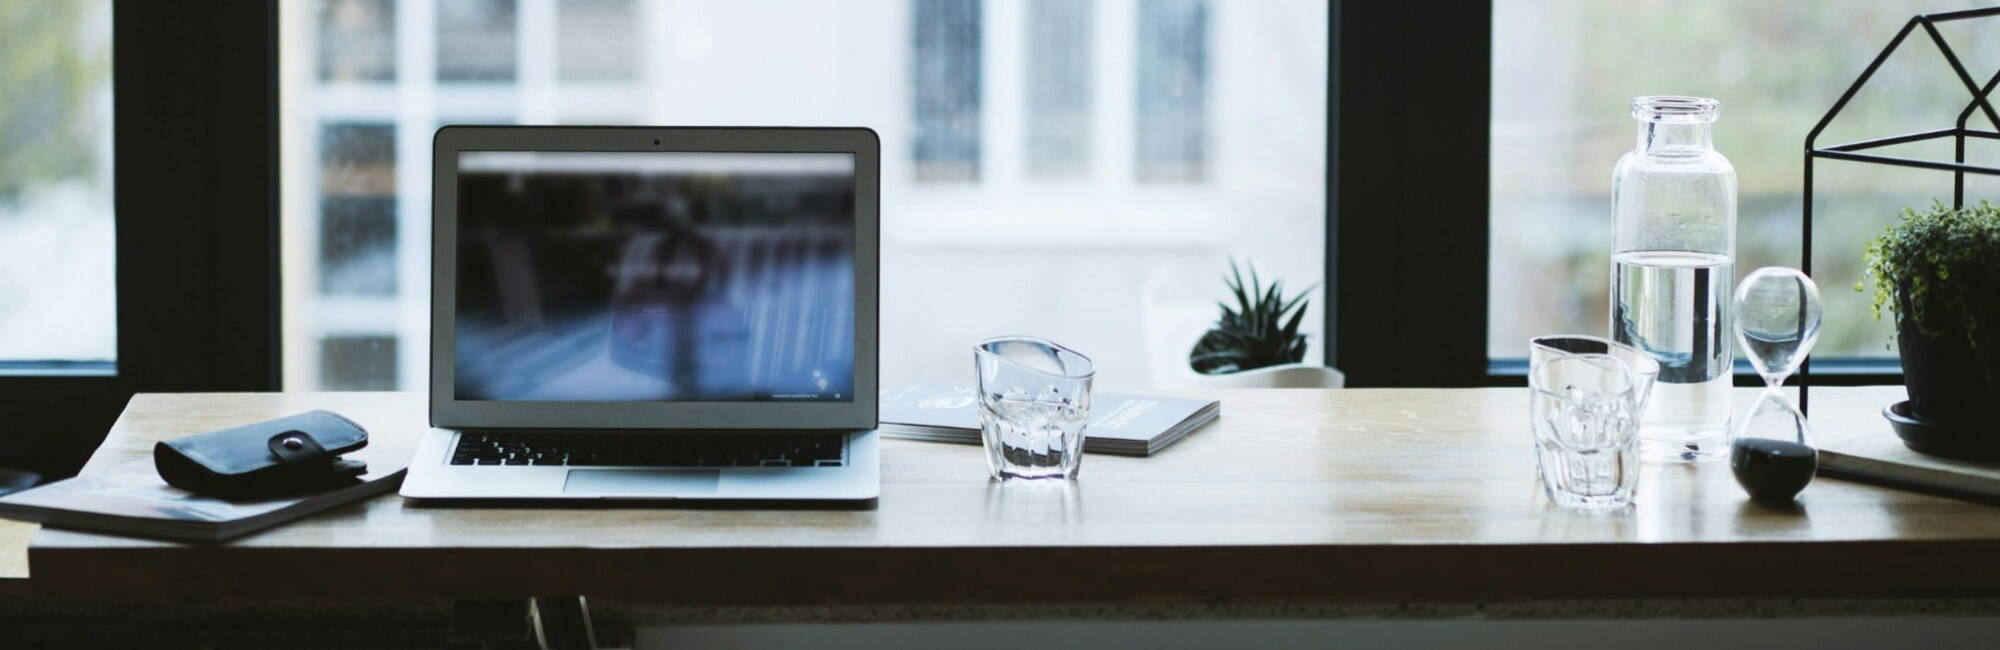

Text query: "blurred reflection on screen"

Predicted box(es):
[454, 151, 856, 402]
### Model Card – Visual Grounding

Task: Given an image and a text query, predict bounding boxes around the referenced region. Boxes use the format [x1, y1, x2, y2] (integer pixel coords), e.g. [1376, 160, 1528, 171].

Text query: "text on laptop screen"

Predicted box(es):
[454, 151, 856, 402]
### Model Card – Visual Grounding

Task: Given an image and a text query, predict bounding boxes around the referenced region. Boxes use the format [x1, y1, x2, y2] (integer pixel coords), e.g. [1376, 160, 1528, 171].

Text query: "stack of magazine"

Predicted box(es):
[880, 382, 1220, 456]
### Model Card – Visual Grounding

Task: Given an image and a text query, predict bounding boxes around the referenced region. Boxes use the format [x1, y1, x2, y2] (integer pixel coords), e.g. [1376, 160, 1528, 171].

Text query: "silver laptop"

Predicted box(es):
[401, 126, 880, 501]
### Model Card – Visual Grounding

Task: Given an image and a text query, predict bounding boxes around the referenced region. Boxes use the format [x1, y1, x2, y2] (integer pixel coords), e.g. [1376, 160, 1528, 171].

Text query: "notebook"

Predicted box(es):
[879, 382, 1219, 456]
[0, 457, 405, 543]
[1817, 427, 2000, 505]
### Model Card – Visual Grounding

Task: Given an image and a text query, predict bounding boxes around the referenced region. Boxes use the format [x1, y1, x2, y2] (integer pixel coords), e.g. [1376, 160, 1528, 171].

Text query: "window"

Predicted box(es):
[912, 0, 982, 182]
[1026, 0, 1092, 179]
[317, 122, 398, 295]
[321, 335, 399, 390]
[318, 0, 396, 82]
[0, 0, 114, 368]
[4, 2, 279, 479]
[281, 0, 1328, 392]
[557, 0, 638, 83]
[1491, 0, 2000, 371]
[437, 0, 517, 83]
[1135, 0, 1207, 183]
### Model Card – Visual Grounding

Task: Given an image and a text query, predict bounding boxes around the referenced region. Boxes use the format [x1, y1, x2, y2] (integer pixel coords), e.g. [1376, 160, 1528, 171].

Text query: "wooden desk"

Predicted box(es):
[21, 387, 2000, 611]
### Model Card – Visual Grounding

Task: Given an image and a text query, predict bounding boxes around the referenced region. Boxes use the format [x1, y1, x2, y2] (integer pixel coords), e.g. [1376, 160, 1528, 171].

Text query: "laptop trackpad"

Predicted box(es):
[564, 469, 721, 496]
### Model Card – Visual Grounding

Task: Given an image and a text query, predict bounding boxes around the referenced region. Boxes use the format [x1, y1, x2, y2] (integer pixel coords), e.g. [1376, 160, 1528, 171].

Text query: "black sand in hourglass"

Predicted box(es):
[1731, 438, 1816, 503]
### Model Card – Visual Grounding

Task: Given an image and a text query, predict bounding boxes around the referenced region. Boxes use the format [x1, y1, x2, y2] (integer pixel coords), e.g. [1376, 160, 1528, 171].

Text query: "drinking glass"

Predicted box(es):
[1528, 336, 1659, 480]
[1529, 335, 1660, 415]
[1530, 354, 1644, 510]
[974, 336, 1095, 481]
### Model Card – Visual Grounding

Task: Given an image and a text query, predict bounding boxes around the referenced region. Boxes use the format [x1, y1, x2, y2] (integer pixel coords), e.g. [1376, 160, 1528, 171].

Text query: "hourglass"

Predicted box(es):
[1730, 267, 1823, 503]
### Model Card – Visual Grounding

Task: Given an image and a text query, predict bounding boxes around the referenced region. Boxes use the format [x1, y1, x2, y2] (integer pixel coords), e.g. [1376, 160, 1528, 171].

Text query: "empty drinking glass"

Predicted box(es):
[974, 336, 1095, 481]
[1530, 354, 1644, 510]
[1529, 335, 1660, 479]
[1530, 335, 1661, 416]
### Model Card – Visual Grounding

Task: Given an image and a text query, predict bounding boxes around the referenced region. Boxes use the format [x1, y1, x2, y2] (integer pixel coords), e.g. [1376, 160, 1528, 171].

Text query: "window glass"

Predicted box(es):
[1492, 0, 2000, 364]
[0, 0, 114, 366]
[318, 122, 398, 295]
[1135, 0, 1207, 183]
[912, 0, 982, 182]
[282, 0, 1327, 392]
[1026, 0, 1092, 179]
[438, 0, 516, 83]
[318, 0, 396, 82]
[557, 0, 638, 83]
[321, 335, 398, 389]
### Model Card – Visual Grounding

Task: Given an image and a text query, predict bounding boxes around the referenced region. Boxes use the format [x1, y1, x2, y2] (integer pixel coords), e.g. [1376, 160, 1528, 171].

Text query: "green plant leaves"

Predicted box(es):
[1190, 259, 1317, 375]
[1859, 200, 2000, 380]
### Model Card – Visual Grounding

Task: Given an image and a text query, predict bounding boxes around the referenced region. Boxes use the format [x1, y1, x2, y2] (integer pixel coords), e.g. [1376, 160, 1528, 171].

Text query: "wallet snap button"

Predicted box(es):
[281, 436, 305, 451]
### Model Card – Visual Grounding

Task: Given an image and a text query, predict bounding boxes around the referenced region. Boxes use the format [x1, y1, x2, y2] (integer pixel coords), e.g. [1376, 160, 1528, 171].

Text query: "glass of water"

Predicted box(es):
[974, 336, 1095, 481]
[1530, 353, 1644, 510]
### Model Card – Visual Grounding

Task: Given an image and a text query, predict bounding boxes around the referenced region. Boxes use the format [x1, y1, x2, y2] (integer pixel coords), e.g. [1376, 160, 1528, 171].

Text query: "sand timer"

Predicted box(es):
[1729, 267, 1823, 503]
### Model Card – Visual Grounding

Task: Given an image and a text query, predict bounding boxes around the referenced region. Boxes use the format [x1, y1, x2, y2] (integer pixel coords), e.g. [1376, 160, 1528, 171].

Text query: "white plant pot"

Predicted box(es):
[1185, 362, 1345, 389]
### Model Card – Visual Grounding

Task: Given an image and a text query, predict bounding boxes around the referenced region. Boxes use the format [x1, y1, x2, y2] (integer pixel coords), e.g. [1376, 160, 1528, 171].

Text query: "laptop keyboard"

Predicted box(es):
[450, 431, 847, 468]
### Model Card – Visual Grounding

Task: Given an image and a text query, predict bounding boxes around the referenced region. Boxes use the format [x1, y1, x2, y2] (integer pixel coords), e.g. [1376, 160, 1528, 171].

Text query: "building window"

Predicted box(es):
[558, 0, 639, 83]
[1135, 0, 1207, 183]
[911, 0, 982, 182]
[317, 122, 397, 296]
[316, 0, 395, 82]
[320, 335, 398, 390]
[1025, 0, 1093, 180]
[437, 0, 517, 83]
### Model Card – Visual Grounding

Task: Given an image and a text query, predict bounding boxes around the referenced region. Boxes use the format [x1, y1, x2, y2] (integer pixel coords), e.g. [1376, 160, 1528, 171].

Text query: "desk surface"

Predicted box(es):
[23, 386, 2000, 606]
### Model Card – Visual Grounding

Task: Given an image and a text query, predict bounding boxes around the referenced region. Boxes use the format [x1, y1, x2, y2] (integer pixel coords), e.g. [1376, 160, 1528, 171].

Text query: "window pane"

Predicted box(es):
[1491, 0, 2000, 363]
[1136, 0, 1207, 183]
[318, 0, 396, 82]
[281, 0, 1327, 392]
[1026, 0, 1093, 179]
[321, 335, 398, 389]
[557, 0, 638, 83]
[912, 0, 982, 182]
[318, 122, 398, 295]
[438, 0, 517, 83]
[0, 0, 114, 366]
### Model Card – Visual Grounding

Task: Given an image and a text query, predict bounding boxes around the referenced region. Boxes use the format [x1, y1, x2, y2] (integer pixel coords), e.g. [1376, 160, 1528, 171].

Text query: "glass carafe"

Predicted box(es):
[1611, 96, 1737, 463]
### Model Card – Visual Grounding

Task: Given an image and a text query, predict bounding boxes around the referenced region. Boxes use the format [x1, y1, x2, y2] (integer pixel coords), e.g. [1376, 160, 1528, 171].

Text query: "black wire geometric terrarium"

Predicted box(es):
[1801, 6, 2000, 413]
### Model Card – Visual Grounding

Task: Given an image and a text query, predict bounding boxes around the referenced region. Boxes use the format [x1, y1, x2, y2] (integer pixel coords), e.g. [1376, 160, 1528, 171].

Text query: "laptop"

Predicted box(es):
[401, 126, 881, 501]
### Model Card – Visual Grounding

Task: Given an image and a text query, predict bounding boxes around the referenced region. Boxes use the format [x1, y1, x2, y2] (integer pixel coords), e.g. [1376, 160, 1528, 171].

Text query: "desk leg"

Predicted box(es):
[532, 595, 599, 650]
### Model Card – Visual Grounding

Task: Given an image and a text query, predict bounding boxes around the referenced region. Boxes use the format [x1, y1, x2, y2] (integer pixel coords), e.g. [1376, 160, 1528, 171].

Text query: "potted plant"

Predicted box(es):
[1860, 200, 2000, 458]
[1186, 261, 1344, 388]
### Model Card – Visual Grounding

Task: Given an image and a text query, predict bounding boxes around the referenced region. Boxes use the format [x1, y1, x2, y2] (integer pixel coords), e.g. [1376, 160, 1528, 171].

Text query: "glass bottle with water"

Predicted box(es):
[1611, 96, 1736, 463]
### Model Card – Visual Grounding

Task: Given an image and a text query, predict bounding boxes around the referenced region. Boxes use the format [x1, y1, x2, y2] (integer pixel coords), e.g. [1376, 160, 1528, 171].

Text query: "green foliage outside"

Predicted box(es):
[0, 1, 108, 207]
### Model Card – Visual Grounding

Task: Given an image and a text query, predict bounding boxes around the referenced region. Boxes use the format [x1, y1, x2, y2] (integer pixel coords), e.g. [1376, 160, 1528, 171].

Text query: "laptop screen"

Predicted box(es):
[452, 150, 857, 403]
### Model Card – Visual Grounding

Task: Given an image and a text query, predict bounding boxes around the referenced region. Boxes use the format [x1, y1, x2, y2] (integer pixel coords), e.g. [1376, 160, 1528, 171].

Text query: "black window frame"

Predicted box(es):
[1327, 0, 1491, 387]
[0, 1, 280, 481]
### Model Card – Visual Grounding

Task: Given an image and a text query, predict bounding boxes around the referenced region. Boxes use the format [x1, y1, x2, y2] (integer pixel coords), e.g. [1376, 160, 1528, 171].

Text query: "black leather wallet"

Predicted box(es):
[154, 410, 370, 499]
